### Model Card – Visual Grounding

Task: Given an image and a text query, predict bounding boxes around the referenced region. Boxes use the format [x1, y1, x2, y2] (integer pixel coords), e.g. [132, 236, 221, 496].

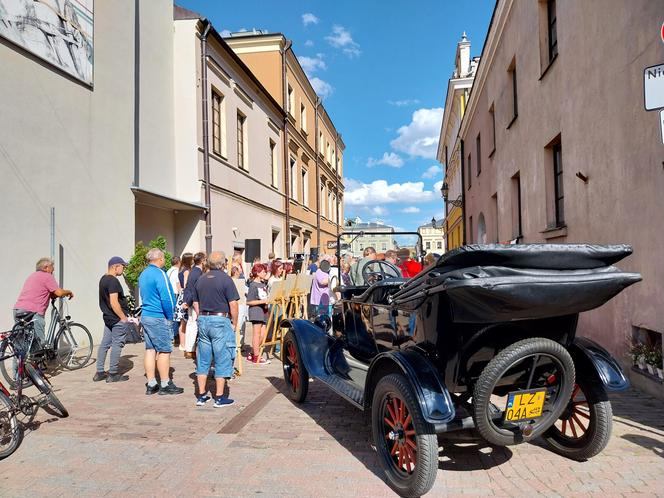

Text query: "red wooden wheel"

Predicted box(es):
[382, 395, 418, 474]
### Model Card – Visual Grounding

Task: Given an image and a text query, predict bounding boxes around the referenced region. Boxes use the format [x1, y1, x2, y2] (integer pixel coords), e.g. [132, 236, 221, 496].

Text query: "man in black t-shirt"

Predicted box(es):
[95, 256, 131, 383]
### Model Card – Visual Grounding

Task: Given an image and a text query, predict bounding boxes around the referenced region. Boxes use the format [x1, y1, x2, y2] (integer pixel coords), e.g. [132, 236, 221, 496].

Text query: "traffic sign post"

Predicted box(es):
[660, 110, 664, 145]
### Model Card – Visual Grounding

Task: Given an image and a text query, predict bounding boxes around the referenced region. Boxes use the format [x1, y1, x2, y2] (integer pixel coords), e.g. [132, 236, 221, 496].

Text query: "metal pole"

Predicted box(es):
[281, 40, 293, 258]
[200, 21, 212, 254]
[50, 207, 55, 261]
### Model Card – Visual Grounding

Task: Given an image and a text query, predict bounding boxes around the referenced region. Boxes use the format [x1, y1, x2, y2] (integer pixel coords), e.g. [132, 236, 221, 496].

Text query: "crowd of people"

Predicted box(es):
[11, 245, 430, 408]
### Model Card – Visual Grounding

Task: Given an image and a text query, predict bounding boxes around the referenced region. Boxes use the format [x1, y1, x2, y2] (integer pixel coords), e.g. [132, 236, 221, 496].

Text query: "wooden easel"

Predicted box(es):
[258, 275, 295, 360]
[291, 273, 313, 320]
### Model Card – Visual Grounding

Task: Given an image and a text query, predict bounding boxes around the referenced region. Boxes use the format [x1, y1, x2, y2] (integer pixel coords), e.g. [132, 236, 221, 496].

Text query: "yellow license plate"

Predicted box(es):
[505, 389, 546, 422]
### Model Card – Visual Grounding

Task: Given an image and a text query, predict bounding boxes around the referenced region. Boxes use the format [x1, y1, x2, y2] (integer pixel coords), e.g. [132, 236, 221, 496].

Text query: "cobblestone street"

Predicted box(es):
[1, 343, 663, 497]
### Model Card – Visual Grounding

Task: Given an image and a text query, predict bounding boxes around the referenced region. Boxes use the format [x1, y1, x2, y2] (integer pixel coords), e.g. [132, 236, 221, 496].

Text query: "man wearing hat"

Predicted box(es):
[95, 256, 131, 383]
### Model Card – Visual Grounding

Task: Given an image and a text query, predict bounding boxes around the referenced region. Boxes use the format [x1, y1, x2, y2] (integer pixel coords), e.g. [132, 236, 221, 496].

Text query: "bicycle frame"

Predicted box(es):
[44, 299, 69, 347]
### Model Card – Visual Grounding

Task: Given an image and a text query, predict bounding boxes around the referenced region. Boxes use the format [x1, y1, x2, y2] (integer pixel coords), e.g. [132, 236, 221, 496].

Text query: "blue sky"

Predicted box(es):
[178, 0, 495, 231]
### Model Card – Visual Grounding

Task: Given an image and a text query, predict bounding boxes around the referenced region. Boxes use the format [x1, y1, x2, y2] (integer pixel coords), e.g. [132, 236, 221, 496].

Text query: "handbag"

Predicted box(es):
[125, 320, 143, 344]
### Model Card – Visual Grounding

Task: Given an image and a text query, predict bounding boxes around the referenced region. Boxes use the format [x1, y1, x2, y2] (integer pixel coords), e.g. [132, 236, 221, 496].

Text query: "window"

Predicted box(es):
[511, 173, 522, 240]
[319, 131, 324, 154]
[508, 59, 518, 124]
[467, 154, 472, 188]
[382, 243, 387, 251]
[437, 241, 442, 250]
[287, 85, 294, 115]
[468, 216, 473, 244]
[553, 143, 564, 226]
[270, 140, 278, 187]
[300, 103, 307, 133]
[302, 169, 309, 206]
[212, 91, 223, 156]
[326, 142, 331, 163]
[426, 241, 431, 250]
[290, 157, 297, 202]
[328, 191, 333, 219]
[547, 0, 558, 62]
[476, 133, 482, 176]
[237, 111, 246, 169]
[320, 182, 326, 217]
[489, 104, 496, 154]
[332, 194, 337, 223]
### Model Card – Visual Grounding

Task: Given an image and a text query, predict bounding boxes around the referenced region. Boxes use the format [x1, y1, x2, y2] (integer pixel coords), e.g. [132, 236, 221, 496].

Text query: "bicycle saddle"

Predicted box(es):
[14, 310, 36, 322]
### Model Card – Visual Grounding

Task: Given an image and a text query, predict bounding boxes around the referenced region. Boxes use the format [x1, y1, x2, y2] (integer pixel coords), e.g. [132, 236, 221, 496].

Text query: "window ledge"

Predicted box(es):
[541, 225, 567, 239]
[506, 114, 518, 130]
[539, 53, 558, 81]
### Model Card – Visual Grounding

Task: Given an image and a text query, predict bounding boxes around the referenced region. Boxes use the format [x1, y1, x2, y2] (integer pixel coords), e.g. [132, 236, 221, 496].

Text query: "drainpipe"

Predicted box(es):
[281, 39, 293, 257]
[460, 139, 466, 246]
[314, 97, 321, 253]
[334, 132, 341, 239]
[200, 20, 213, 254]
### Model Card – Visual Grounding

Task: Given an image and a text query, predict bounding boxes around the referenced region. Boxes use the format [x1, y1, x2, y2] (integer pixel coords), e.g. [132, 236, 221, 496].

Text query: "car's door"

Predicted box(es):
[336, 300, 377, 388]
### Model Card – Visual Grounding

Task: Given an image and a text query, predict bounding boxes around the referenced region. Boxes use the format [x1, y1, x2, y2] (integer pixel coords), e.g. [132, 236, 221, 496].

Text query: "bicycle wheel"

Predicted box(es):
[55, 323, 93, 370]
[0, 340, 31, 390]
[45, 391, 68, 418]
[0, 391, 23, 459]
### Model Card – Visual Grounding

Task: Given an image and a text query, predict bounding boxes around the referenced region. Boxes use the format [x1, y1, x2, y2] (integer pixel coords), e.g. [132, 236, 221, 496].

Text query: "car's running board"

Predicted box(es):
[433, 415, 475, 434]
[314, 373, 364, 409]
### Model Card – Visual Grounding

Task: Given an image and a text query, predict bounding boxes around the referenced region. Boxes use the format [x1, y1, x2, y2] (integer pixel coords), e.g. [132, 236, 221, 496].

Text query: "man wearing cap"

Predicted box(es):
[95, 256, 131, 383]
[14, 257, 74, 344]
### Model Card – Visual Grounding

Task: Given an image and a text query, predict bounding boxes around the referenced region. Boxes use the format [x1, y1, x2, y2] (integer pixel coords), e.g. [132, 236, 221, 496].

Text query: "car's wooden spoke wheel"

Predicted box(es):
[542, 378, 612, 460]
[382, 395, 417, 474]
[372, 374, 438, 497]
[282, 331, 309, 403]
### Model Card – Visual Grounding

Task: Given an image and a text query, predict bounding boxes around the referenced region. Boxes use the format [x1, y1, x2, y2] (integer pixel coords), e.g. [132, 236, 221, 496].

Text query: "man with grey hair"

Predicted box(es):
[138, 248, 183, 395]
[192, 251, 240, 407]
[14, 258, 74, 343]
[350, 246, 377, 285]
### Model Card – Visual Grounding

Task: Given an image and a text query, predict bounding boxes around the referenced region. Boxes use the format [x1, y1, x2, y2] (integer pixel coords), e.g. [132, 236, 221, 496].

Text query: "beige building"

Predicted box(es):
[167, 7, 286, 261]
[418, 221, 445, 254]
[436, 33, 479, 251]
[457, 0, 664, 396]
[343, 220, 396, 259]
[225, 33, 345, 258]
[0, 0, 175, 337]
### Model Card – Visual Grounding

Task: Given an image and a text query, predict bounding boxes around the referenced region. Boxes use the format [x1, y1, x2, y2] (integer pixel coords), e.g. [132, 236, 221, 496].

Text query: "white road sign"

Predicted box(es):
[661, 110, 664, 145]
[644, 63, 664, 110]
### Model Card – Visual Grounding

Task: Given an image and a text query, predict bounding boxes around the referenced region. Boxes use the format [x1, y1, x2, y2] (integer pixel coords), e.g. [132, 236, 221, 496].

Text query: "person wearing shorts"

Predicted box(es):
[246, 263, 270, 365]
[191, 251, 239, 407]
[138, 248, 184, 396]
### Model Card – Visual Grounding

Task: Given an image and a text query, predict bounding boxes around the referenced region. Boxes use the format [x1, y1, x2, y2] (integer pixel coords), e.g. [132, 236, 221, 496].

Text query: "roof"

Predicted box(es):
[173, 4, 202, 20]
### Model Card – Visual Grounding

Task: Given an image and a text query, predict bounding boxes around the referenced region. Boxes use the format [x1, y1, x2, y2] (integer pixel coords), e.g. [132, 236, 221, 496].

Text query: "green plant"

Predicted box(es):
[628, 343, 647, 364]
[645, 346, 663, 368]
[124, 236, 172, 289]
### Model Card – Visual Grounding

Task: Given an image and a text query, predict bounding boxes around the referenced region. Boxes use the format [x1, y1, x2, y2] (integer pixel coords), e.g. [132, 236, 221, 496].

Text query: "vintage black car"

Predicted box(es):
[280, 237, 641, 497]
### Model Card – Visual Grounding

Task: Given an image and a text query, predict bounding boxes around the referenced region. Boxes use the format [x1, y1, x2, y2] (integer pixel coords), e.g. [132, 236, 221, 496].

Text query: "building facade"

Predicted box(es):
[225, 33, 345, 258]
[418, 221, 445, 254]
[171, 8, 286, 261]
[0, 0, 175, 337]
[458, 0, 664, 395]
[436, 33, 479, 252]
[342, 220, 396, 259]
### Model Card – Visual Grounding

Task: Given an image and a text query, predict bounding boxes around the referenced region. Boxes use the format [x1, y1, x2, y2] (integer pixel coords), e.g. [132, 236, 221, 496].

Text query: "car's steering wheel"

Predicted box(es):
[361, 260, 402, 285]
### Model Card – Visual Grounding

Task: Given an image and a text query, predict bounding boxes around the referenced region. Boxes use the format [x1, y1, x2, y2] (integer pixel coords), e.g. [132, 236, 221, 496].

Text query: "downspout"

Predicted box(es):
[334, 133, 341, 239]
[200, 20, 213, 254]
[460, 139, 466, 246]
[314, 97, 321, 253]
[281, 40, 293, 257]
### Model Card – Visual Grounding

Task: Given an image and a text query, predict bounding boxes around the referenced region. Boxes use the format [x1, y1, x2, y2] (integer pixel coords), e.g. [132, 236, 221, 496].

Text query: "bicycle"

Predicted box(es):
[0, 315, 68, 460]
[0, 298, 93, 387]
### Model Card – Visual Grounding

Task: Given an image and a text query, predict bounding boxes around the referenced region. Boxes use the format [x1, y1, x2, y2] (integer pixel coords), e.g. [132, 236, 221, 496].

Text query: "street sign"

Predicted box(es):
[661, 110, 664, 145]
[326, 241, 337, 249]
[661, 22, 664, 43]
[644, 63, 664, 110]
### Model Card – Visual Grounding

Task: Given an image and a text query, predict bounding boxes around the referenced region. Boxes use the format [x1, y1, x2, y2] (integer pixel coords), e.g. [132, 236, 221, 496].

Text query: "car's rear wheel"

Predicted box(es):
[541, 378, 612, 460]
[282, 331, 309, 403]
[472, 337, 575, 446]
[372, 374, 438, 498]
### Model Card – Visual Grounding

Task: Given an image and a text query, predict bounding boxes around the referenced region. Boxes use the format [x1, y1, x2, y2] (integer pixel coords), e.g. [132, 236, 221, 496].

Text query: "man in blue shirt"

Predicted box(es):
[138, 248, 184, 395]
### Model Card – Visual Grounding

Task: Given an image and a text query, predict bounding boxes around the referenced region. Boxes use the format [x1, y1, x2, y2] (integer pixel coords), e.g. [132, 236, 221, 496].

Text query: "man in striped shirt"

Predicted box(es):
[138, 248, 184, 396]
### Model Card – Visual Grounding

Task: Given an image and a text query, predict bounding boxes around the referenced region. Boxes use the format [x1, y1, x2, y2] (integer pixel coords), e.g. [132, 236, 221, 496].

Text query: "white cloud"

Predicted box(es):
[367, 152, 404, 168]
[345, 179, 435, 207]
[299, 54, 326, 75]
[220, 29, 232, 37]
[387, 99, 421, 107]
[390, 107, 444, 159]
[422, 165, 442, 179]
[304, 40, 314, 47]
[325, 25, 361, 57]
[402, 206, 420, 214]
[433, 180, 444, 194]
[310, 77, 333, 99]
[370, 206, 388, 216]
[302, 13, 319, 26]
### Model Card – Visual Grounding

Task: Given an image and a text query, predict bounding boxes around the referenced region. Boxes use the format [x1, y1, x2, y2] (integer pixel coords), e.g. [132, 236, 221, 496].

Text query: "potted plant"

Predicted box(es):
[650, 347, 663, 380]
[629, 343, 647, 369]
[644, 346, 659, 375]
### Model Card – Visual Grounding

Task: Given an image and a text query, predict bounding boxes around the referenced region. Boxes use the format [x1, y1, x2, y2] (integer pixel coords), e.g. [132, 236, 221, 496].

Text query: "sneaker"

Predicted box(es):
[93, 372, 107, 382]
[145, 383, 160, 395]
[253, 357, 271, 365]
[213, 397, 235, 408]
[178, 345, 186, 351]
[106, 373, 129, 383]
[158, 381, 185, 395]
[196, 394, 211, 406]
[246, 353, 253, 362]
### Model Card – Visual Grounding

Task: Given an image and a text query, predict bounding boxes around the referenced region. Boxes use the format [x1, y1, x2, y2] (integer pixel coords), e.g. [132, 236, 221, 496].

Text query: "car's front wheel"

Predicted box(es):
[372, 374, 438, 498]
[282, 331, 309, 403]
[541, 378, 612, 460]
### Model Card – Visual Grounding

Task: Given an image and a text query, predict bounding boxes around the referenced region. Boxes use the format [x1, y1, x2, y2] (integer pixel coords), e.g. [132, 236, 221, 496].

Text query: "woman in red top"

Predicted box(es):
[397, 248, 423, 278]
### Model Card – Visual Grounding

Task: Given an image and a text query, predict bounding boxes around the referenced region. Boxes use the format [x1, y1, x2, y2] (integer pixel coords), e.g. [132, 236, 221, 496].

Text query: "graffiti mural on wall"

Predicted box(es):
[0, 0, 93, 85]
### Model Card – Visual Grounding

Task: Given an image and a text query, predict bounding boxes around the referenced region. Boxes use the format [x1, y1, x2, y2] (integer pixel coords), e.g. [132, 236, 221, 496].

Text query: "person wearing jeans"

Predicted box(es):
[95, 256, 131, 383]
[192, 251, 239, 407]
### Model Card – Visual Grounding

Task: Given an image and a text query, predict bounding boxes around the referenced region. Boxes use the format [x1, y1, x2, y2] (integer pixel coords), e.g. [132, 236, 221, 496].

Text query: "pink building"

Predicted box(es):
[457, 0, 664, 396]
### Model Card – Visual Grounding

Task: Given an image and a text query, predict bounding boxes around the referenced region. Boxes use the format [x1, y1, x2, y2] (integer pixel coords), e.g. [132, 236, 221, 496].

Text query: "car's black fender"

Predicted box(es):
[281, 318, 332, 378]
[568, 336, 629, 392]
[365, 349, 456, 427]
